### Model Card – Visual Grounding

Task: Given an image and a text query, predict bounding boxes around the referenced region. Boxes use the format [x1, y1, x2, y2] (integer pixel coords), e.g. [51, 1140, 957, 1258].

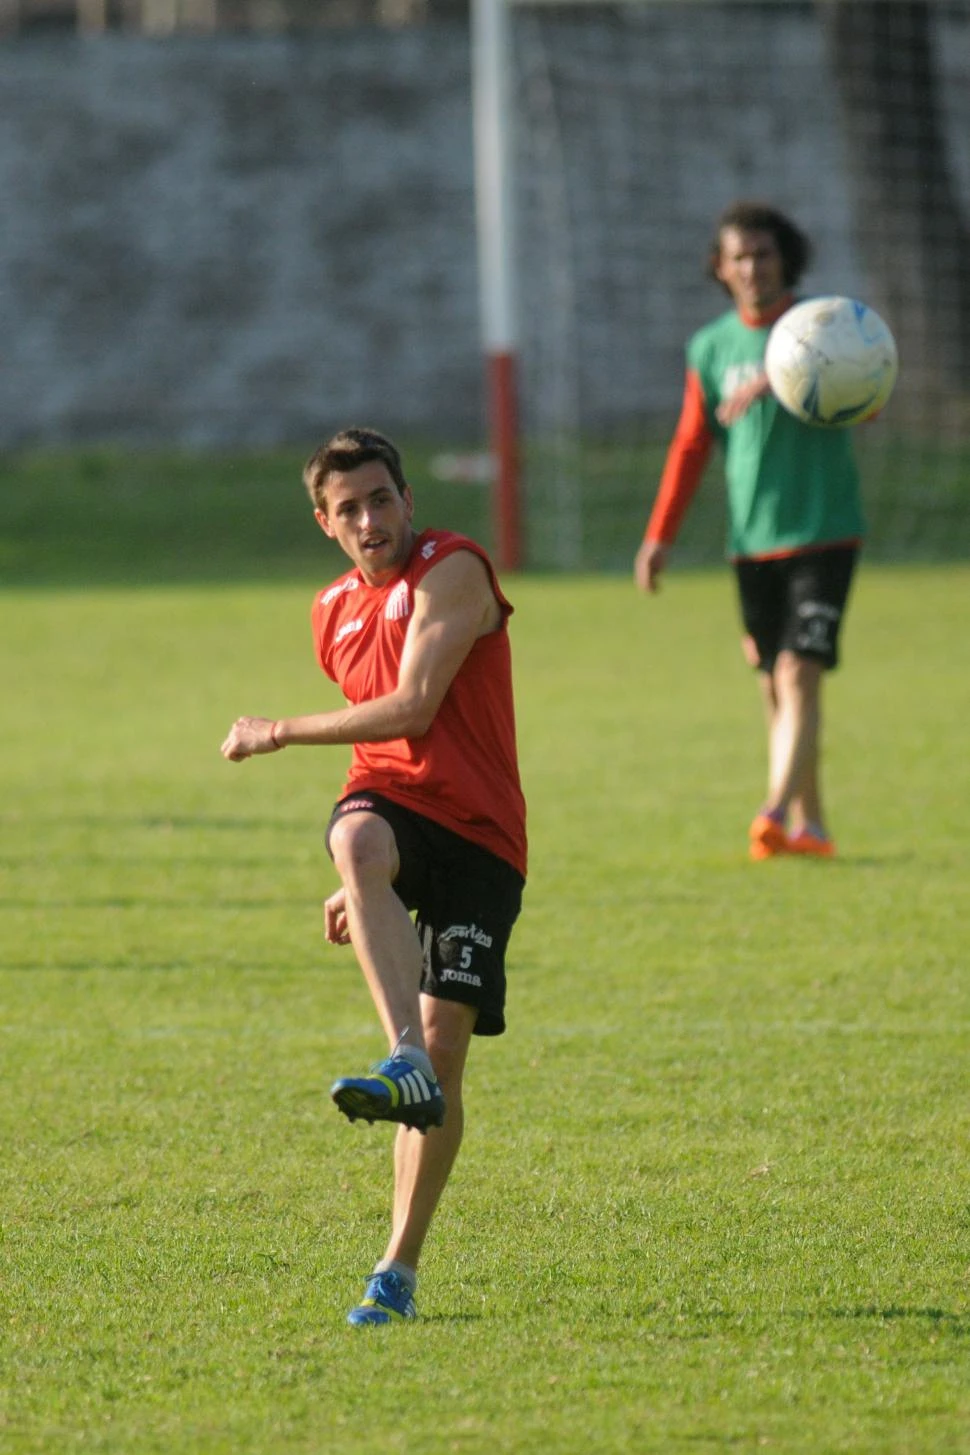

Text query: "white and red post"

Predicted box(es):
[471, 0, 523, 571]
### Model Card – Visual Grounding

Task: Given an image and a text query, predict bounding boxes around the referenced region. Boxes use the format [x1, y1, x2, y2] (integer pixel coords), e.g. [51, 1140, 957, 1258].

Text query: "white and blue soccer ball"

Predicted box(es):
[764, 295, 898, 427]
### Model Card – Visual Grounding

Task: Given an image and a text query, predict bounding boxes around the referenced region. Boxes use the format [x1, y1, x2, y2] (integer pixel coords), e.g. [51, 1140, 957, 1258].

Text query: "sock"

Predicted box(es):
[797, 821, 828, 841]
[375, 1258, 417, 1292]
[395, 1041, 436, 1082]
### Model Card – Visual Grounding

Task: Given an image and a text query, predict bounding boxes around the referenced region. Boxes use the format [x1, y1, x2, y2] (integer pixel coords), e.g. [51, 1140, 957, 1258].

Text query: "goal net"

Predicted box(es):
[502, 0, 970, 569]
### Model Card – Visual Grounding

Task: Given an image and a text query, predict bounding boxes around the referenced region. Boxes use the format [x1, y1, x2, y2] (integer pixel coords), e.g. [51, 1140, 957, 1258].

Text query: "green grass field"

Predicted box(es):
[2, 456, 970, 1452]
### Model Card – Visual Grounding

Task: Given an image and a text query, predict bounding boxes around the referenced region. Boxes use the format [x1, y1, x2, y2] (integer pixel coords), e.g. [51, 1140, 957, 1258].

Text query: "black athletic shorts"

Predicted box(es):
[325, 791, 524, 1037]
[734, 545, 859, 672]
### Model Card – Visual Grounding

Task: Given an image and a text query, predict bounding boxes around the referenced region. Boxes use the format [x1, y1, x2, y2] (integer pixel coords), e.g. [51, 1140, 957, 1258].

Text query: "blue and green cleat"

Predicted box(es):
[347, 1270, 417, 1326]
[331, 1053, 446, 1134]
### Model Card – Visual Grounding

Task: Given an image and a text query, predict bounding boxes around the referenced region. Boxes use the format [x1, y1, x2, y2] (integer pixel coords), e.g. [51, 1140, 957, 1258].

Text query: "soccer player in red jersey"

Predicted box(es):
[221, 428, 526, 1324]
[635, 203, 864, 860]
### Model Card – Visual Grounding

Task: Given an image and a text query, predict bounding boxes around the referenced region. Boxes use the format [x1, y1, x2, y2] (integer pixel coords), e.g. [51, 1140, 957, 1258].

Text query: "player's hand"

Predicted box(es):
[634, 539, 666, 594]
[716, 372, 771, 424]
[324, 888, 351, 945]
[220, 716, 281, 761]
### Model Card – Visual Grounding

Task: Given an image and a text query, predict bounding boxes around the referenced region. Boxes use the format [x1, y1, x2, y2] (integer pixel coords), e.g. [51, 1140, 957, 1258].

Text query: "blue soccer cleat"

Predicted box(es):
[331, 1053, 446, 1134]
[347, 1270, 418, 1326]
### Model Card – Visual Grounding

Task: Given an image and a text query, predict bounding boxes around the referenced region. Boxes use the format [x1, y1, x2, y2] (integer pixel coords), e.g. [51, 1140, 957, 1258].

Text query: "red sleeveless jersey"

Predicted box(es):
[312, 529, 527, 879]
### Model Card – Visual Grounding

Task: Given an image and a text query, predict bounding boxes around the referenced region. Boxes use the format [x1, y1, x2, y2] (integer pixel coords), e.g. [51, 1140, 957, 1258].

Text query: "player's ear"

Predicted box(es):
[403, 485, 414, 520]
[315, 506, 336, 539]
[712, 232, 731, 285]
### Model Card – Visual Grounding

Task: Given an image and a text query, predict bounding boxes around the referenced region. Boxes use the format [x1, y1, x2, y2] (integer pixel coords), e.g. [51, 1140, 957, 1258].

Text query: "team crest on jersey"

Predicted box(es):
[421, 539, 438, 559]
[384, 580, 411, 621]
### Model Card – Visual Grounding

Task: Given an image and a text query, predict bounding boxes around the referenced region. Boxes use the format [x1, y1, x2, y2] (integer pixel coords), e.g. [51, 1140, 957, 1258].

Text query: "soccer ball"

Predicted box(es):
[764, 295, 898, 427]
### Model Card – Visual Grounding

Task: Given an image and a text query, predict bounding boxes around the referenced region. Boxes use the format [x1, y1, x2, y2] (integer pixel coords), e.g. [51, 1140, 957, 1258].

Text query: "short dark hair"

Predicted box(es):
[303, 427, 408, 510]
[708, 201, 812, 290]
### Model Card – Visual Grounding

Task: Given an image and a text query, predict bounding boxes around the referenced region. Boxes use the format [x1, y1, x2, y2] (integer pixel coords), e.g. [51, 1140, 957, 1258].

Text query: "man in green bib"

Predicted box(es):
[636, 202, 864, 860]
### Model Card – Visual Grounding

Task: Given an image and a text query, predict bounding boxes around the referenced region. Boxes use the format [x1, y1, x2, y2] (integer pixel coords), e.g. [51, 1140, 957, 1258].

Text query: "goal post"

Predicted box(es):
[471, 0, 970, 571]
[471, 0, 523, 571]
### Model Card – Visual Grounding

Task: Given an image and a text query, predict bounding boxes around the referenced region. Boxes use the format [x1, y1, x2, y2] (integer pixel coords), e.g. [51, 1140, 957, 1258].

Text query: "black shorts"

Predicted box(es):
[326, 792, 524, 1037]
[734, 546, 859, 673]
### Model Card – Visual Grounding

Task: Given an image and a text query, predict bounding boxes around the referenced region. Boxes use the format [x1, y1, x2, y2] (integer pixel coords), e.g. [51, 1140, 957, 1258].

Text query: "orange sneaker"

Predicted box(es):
[748, 813, 789, 861]
[788, 828, 836, 858]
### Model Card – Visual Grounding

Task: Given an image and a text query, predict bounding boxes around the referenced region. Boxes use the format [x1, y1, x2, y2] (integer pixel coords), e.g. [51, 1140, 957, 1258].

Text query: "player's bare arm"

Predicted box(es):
[715, 371, 771, 425]
[220, 549, 500, 761]
[634, 538, 667, 593]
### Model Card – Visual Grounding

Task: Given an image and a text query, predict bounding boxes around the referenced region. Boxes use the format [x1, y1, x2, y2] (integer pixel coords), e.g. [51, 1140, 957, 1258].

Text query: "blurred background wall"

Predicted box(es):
[0, 14, 479, 445]
[2, 0, 969, 570]
[9, 0, 966, 448]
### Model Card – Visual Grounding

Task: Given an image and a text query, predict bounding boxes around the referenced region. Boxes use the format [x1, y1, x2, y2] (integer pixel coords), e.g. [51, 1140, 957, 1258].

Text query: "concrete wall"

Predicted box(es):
[0, 28, 481, 446]
[2, 10, 969, 448]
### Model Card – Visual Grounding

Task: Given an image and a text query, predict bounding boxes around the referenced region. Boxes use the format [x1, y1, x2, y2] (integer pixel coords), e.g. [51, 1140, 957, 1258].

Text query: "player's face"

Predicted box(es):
[315, 461, 415, 584]
[715, 227, 788, 319]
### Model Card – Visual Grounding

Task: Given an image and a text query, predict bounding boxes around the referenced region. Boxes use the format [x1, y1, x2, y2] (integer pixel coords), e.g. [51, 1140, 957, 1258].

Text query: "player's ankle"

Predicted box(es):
[396, 1042, 436, 1081]
[374, 1258, 417, 1292]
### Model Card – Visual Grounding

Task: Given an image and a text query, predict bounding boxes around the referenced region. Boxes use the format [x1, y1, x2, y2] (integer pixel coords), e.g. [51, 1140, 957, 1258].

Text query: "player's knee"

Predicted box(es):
[427, 1042, 467, 1101]
[329, 812, 399, 886]
[423, 1006, 476, 1090]
[740, 633, 762, 668]
[776, 649, 823, 693]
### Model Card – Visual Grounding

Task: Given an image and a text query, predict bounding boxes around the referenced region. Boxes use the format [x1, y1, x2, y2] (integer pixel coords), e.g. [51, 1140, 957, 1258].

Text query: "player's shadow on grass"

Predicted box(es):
[829, 1305, 968, 1329]
[689, 1306, 968, 1332]
[802, 853, 919, 868]
[19, 812, 322, 834]
[421, 1313, 483, 1326]
[0, 896, 311, 910]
